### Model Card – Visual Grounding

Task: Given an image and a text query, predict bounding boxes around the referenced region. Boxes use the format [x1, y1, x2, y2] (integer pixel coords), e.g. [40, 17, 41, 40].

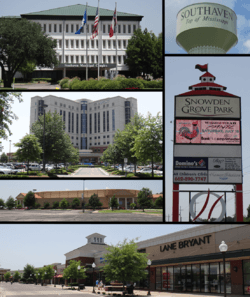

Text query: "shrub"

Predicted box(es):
[71, 198, 80, 209]
[34, 202, 41, 209]
[17, 204, 22, 209]
[130, 203, 136, 209]
[59, 198, 69, 209]
[120, 78, 144, 89]
[142, 80, 163, 89]
[59, 77, 70, 87]
[44, 202, 50, 209]
[114, 74, 126, 81]
[126, 173, 135, 178]
[154, 196, 163, 208]
[101, 80, 121, 89]
[52, 201, 59, 209]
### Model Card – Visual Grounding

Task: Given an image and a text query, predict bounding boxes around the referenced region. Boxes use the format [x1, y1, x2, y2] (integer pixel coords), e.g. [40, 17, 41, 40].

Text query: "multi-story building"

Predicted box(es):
[13, 4, 143, 80]
[30, 95, 137, 163]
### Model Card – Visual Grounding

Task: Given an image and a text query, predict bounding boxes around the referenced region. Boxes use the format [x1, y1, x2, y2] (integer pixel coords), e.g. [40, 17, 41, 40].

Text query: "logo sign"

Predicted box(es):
[176, 120, 240, 144]
[208, 171, 242, 183]
[208, 158, 241, 171]
[177, 3, 237, 35]
[173, 170, 207, 183]
[57, 63, 117, 68]
[190, 190, 226, 222]
[175, 96, 240, 118]
[174, 157, 208, 170]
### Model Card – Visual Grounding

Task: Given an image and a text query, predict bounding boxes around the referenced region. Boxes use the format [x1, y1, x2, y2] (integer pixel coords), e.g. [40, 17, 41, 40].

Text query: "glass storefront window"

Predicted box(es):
[186, 265, 192, 292]
[243, 260, 250, 294]
[174, 266, 182, 292]
[201, 264, 209, 293]
[180, 266, 186, 291]
[192, 264, 200, 292]
[162, 267, 167, 291]
[168, 267, 173, 290]
[219, 262, 231, 294]
[156, 267, 161, 291]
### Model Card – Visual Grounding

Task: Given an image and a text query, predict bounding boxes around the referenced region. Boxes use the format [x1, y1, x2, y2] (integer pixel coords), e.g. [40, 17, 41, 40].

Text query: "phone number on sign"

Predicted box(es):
[174, 177, 207, 182]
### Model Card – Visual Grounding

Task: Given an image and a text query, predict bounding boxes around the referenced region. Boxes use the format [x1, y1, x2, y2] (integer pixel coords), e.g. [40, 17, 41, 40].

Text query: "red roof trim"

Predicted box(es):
[177, 90, 237, 97]
[199, 72, 216, 79]
[189, 82, 227, 90]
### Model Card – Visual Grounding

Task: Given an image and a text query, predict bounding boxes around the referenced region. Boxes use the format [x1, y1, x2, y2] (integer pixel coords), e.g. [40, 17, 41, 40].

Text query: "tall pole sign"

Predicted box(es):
[172, 65, 243, 222]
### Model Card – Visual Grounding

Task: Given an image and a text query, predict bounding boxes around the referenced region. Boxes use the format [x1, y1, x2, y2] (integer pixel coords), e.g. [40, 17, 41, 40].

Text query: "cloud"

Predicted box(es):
[165, 0, 237, 53]
[106, 186, 110, 189]
[235, 15, 250, 53]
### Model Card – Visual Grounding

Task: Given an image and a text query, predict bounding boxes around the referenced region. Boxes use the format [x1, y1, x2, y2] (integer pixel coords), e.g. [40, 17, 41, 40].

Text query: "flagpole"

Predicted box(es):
[86, 2, 88, 81]
[115, 2, 117, 78]
[98, 0, 100, 80]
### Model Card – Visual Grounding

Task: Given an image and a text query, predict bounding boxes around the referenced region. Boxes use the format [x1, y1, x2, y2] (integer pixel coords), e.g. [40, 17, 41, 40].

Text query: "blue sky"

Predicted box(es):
[1, 0, 161, 36]
[165, 0, 250, 53]
[0, 180, 162, 202]
[165, 56, 250, 221]
[0, 92, 162, 154]
[0, 224, 194, 270]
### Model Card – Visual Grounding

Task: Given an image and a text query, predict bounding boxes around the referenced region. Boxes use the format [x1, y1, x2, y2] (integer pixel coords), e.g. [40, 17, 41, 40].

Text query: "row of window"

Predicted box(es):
[59, 55, 126, 64]
[42, 23, 137, 35]
[90, 142, 111, 146]
[89, 102, 114, 111]
[89, 135, 114, 139]
[56, 39, 128, 50]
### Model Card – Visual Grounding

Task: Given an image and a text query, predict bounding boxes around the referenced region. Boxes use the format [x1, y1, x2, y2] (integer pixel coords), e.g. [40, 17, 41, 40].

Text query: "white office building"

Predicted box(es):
[30, 95, 138, 163]
[16, 4, 143, 80]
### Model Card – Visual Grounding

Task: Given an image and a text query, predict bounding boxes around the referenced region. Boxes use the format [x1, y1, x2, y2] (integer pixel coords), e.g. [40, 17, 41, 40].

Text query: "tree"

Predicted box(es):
[23, 191, 36, 209]
[0, 92, 22, 140]
[109, 195, 119, 211]
[154, 196, 163, 208]
[31, 111, 78, 167]
[72, 198, 80, 209]
[19, 60, 36, 82]
[0, 18, 58, 88]
[23, 264, 36, 282]
[63, 260, 87, 287]
[0, 152, 8, 163]
[137, 188, 153, 212]
[88, 193, 102, 210]
[4, 271, 11, 281]
[13, 271, 21, 282]
[247, 205, 250, 218]
[6, 196, 15, 210]
[103, 239, 148, 291]
[14, 134, 43, 174]
[132, 113, 162, 177]
[59, 198, 69, 209]
[42, 265, 55, 284]
[0, 198, 5, 208]
[125, 28, 162, 78]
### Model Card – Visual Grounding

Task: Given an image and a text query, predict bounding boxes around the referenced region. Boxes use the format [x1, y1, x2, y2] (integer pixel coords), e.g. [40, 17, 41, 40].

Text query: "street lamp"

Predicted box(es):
[219, 241, 228, 297]
[54, 270, 57, 287]
[78, 265, 80, 290]
[92, 263, 96, 293]
[42, 103, 48, 172]
[147, 259, 151, 296]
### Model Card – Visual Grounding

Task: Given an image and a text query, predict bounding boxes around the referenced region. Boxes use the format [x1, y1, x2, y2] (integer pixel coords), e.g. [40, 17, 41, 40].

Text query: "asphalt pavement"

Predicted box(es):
[0, 209, 162, 222]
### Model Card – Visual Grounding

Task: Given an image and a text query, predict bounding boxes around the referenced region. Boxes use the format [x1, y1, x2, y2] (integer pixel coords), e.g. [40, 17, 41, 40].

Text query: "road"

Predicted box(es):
[59, 167, 121, 178]
[0, 209, 163, 222]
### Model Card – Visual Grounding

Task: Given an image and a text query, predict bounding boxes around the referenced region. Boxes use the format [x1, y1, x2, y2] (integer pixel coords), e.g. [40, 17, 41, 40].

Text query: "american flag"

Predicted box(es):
[91, 7, 99, 39]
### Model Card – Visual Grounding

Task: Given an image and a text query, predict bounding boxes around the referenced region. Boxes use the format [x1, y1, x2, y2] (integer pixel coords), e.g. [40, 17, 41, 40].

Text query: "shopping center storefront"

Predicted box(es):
[136, 224, 250, 295]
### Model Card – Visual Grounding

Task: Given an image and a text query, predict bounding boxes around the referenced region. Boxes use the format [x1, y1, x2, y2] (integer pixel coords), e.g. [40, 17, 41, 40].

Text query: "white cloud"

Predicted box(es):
[243, 40, 250, 52]
[106, 187, 110, 189]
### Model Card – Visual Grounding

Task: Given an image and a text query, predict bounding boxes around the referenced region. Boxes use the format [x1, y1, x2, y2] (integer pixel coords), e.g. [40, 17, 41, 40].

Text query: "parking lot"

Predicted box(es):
[0, 209, 163, 222]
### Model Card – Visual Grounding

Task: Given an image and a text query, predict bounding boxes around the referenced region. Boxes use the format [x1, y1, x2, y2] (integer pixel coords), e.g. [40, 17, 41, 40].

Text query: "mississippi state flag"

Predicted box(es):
[195, 64, 208, 72]
[109, 8, 117, 38]
[91, 7, 99, 39]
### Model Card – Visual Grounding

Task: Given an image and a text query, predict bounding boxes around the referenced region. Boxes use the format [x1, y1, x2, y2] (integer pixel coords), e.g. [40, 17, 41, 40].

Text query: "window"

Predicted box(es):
[76, 24, 79, 31]
[81, 40, 84, 48]
[49, 24, 51, 32]
[123, 25, 126, 33]
[113, 40, 116, 48]
[81, 55, 84, 63]
[108, 40, 111, 49]
[71, 56, 74, 63]
[123, 40, 126, 48]
[66, 40, 69, 48]
[98, 112, 100, 133]
[108, 25, 110, 33]
[94, 237, 96, 242]
[68, 112, 71, 132]
[91, 24, 94, 32]
[89, 114, 92, 134]
[94, 113, 97, 133]
[118, 56, 121, 64]
[54, 24, 57, 32]
[91, 56, 94, 63]
[66, 24, 69, 33]
[103, 40, 106, 49]
[118, 25, 121, 33]
[107, 135, 110, 138]
[118, 40, 121, 49]
[72, 113, 74, 133]
[59, 40, 62, 48]
[65, 56, 68, 62]
[96, 40, 98, 48]
[128, 25, 131, 33]
[76, 56, 79, 63]
[91, 40, 94, 48]
[108, 56, 111, 63]
[71, 40, 74, 48]
[59, 24, 62, 32]
[103, 24, 106, 33]
[76, 114, 79, 134]
[43, 24, 46, 32]
[107, 111, 109, 132]
[123, 55, 126, 64]
[71, 24, 74, 33]
[59, 56, 62, 63]
[103, 56, 106, 63]
[96, 55, 98, 63]
[133, 25, 136, 32]
[100, 238, 102, 243]
[113, 56, 116, 63]
[107, 142, 110, 144]
[76, 40, 79, 48]
[87, 24, 89, 33]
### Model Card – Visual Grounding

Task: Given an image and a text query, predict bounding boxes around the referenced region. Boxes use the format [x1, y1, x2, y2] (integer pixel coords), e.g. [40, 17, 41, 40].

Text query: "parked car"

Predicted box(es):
[0, 166, 12, 174]
[27, 164, 41, 171]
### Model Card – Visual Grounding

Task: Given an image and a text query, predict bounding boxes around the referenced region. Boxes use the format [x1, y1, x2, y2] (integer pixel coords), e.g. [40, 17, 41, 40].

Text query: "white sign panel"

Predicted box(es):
[175, 96, 240, 118]
[174, 145, 242, 158]
[208, 158, 241, 171]
[177, 3, 237, 36]
[208, 171, 242, 183]
[173, 170, 208, 183]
